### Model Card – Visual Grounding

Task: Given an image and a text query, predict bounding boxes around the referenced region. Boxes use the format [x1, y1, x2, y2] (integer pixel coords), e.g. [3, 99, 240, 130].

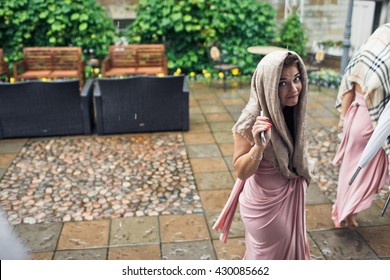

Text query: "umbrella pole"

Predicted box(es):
[381, 192, 390, 217]
[348, 167, 362, 186]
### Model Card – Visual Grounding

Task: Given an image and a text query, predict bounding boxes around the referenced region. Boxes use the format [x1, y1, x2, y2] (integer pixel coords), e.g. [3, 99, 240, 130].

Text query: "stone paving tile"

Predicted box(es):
[198, 189, 232, 211]
[194, 171, 234, 190]
[183, 132, 215, 144]
[0, 154, 16, 168]
[309, 229, 379, 260]
[231, 171, 237, 181]
[306, 204, 335, 231]
[192, 92, 219, 100]
[308, 234, 325, 260]
[220, 98, 245, 106]
[108, 244, 161, 260]
[218, 143, 234, 157]
[0, 168, 6, 178]
[374, 198, 390, 216]
[204, 112, 233, 122]
[230, 111, 241, 122]
[213, 131, 234, 143]
[306, 101, 323, 110]
[0, 139, 27, 153]
[188, 123, 210, 132]
[200, 105, 227, 114]
[160, 214, 209, 243]
[189, 113, 206, 124]
[57, 220, 110, 250]
[209, 122, 234, 132]
[224, 156, 234, 172]
[306, 116, 325, 129]
[189, 158, 229, 173]
[306, 183, 331, 205]
[30, 251, 54, 260]
[54, 248, 107, 260]
[225, 104, 245, 113]
[109, 216, 159, 246]
[186, 144, 222, 158]
[212, 237, 245, 260]
[357, 225, 390, 258]
[197, 99, 221, 106]
[307, 108, 337, 118]
[317, 117, 339, 128]
[353, 204, 390, 227]
[14, 222, 62, 252]
[161, 240, 216, 260]
[205, 211, 244, 240]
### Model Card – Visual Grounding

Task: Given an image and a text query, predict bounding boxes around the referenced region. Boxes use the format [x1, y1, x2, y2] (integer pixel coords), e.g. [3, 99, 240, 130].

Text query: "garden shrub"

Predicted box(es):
[276, 12, 307, 58]
[0, 0, 118, 68]
[126, 0, 277, 75]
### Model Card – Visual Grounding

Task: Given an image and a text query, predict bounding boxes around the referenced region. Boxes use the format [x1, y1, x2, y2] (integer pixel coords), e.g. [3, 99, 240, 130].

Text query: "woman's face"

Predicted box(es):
[278, 65, 302, 108]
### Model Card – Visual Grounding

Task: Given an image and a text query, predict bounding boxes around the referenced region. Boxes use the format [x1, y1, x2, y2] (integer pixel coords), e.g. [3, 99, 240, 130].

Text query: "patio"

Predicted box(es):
[0, 80, 389, 260]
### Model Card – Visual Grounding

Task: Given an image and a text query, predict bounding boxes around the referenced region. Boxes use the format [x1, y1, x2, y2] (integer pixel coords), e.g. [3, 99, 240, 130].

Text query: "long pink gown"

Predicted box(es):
[239, 160, 310, 260]
[332, 94, 389, 227]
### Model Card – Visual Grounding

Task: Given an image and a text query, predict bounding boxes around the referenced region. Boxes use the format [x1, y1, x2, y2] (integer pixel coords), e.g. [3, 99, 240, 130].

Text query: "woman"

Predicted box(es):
[332, 83, 389, 228]
[332, 23, 390, 228]
[214, 51, 312, 260]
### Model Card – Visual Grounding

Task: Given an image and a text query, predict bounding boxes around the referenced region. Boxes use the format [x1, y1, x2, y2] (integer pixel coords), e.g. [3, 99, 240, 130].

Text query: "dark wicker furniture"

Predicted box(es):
[94, 75, 189, 134]
[0, 80, 93, 138]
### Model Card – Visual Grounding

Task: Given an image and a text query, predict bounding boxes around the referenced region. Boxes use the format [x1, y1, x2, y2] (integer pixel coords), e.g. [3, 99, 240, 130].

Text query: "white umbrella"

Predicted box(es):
[348, 101, 390, 215]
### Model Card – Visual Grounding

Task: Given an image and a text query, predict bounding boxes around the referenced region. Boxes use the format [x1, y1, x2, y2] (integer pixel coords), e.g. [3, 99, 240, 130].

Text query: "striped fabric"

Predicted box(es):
[336, 23, 390, 172]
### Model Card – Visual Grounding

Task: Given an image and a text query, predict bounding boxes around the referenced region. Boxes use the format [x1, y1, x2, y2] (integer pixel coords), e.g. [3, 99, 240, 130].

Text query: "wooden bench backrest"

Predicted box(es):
[136, 44, 166, 67]
[109, 45, 137, 68]
[23, 47, 53, 71]
[22, 47, 82, 71]
[52, 47, 82, 70]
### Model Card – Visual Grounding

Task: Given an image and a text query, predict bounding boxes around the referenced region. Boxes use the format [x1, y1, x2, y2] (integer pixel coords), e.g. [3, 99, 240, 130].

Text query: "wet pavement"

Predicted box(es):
[0, 80, 389, 260]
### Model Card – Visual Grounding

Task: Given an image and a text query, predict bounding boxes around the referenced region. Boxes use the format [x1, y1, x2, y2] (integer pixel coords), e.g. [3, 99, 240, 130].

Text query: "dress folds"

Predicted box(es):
[239, 160, 310, 260]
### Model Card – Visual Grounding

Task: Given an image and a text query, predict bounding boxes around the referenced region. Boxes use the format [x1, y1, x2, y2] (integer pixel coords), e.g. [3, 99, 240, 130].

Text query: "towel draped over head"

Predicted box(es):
[233, 50, 311, 182]
[336, 23, 390, 173]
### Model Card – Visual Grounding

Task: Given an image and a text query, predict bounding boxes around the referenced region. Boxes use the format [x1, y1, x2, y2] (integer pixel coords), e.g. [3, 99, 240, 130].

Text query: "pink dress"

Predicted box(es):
[332, 94, 389, 227]
[239, 160, 310, 260]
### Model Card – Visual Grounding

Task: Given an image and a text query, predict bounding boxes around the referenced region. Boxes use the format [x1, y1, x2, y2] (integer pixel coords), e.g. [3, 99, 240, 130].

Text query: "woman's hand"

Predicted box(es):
[252, 115, 272, 147]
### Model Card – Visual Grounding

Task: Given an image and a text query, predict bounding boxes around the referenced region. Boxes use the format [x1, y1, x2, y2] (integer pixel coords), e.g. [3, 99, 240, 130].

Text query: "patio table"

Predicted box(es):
[247, 46, 288, 55]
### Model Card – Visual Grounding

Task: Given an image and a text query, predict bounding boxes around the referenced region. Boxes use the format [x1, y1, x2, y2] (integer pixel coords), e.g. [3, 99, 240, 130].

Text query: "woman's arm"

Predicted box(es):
[232, 133, 264, 180]
[232, 116, 271, 180]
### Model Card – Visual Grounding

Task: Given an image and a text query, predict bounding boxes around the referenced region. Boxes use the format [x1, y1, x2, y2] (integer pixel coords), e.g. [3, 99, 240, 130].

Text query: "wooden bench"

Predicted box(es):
[101, 44, 168, 77]
[13, 47, 84, 86]
[0, 49, 9, 78]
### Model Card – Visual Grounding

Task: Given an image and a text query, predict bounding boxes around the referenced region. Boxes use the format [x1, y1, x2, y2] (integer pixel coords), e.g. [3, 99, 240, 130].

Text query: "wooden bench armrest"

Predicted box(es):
[13, 60, 24, 80]
[101, 57, 111, 75]
[163, 57, 168, 75]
